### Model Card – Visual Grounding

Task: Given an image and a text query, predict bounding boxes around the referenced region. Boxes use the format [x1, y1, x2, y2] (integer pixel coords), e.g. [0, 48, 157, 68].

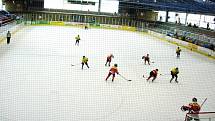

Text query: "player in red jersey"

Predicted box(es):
[142, 54, 150, 65]
[105, 64, 119, 82]
[181, 98, 201, 121]
[105, 54, 114, 66]
[146, 69, 158, 82]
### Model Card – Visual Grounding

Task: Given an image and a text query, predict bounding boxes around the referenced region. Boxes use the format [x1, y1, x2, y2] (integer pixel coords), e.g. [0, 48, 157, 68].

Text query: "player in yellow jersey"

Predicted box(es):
[81, 56, 89, 69]
[75, 35, 80, 46]
[170, 67, 179, 83]
[176, 47, 181, 58]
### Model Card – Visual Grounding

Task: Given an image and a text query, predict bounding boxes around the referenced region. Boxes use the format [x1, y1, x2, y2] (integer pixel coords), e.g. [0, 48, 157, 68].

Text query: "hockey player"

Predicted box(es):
[105, 64, 119, 82]
[176, 46, 181, 58]
[170, 67, 179, 83]
[7, 31, 11, 44]
[105, 54, 114, 66]
[84, 25, 88, 30]
[75, 35, 80, 46]
[81, 56, 89, 69]
[146, 69, 158, 82]
[142, 54, 150, 65]
[181, 97, 201, 121]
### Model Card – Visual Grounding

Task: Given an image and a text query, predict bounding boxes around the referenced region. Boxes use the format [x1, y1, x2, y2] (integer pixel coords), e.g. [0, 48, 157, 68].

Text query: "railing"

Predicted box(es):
[147, 22, 215, 50]
[0, 19, 24, 43]
[15, 12, 140, 27]
[185, 112, 215, 121]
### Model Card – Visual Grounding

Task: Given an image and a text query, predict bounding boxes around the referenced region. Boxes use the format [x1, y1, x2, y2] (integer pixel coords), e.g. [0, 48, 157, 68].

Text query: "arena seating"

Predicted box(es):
[0, 10, 16, 26]
[119, 0, 215, 14]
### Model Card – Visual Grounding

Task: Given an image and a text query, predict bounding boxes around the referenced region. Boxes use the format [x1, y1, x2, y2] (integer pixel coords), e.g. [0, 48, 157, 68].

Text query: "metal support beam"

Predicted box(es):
[165, 11, 169, 22]
[0, 0, 2, 9]
[98, 0, 101, 13]
[185, 13, 188, 25]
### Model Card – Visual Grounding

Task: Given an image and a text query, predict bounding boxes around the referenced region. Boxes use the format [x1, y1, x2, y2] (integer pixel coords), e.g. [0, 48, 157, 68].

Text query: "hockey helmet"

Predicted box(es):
[114, 64, 118, 67]
[192, 97, 197, 102]
[110, 54, 114, 57]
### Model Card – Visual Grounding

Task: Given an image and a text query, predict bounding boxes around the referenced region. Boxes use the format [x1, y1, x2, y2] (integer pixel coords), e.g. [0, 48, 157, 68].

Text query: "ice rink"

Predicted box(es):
[0, 26, 215, 121]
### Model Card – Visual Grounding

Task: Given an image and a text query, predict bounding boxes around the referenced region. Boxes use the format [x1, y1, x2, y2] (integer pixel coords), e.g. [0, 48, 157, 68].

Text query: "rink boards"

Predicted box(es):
[2, 20, 215, 59]
[27, 20, 215, 59]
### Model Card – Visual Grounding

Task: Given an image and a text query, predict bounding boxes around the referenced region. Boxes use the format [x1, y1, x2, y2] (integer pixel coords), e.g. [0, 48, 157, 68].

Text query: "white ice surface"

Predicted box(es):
[0, 26, 215, 121]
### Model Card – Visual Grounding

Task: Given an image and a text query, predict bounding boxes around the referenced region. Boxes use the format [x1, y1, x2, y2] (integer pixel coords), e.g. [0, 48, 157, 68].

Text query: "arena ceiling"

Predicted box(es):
[118, 0, 215, 15]
[4, 0, 215, 15]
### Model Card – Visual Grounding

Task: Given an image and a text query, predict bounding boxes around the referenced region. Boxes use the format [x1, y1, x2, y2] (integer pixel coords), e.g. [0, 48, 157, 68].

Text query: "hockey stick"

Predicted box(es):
[142, 74, 148, 78]
[200, 98, 207, 108]
[71, 63, 81, 66]
[118, 74, 132, 81]
[144, 73, 166, 77]
[160, 73, 170, 76]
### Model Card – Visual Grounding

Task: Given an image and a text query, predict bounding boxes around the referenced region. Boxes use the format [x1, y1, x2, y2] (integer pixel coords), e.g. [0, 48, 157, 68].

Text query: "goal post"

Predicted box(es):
[185, 112, 215, 121]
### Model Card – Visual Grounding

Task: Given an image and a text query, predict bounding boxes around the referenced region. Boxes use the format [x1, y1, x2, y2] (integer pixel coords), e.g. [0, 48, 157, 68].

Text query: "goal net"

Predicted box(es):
[185, 112, 215, 121]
